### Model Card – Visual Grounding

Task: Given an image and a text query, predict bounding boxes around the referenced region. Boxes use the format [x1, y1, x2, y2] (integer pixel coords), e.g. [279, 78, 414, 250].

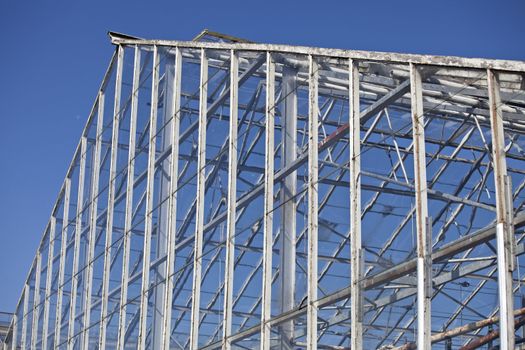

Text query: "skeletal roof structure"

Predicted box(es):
[3, 30, 525, 349]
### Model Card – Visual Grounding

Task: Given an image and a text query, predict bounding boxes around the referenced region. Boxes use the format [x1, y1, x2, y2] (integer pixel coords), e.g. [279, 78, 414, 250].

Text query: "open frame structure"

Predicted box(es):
[3, 31, 525, 349]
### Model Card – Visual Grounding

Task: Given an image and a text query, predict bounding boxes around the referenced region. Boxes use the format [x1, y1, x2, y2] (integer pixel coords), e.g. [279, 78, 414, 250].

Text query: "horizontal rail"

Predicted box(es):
[109, 32, 525, 73]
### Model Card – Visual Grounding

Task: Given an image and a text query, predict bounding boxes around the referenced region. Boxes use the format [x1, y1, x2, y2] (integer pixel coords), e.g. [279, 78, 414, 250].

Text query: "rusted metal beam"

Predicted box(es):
[459, 317, 525, 350]
[391, 307, 525, 350]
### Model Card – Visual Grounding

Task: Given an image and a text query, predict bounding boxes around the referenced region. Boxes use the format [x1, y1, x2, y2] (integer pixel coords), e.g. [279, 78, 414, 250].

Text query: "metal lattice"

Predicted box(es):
[4, 30, 525, 350]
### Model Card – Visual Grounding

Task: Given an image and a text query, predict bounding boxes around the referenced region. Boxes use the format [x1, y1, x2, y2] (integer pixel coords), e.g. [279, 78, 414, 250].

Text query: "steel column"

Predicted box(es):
[307, 55, 319, 350]
[67, 131, 88, 350]
[98, 44, 124, 350]
[30, 250, 42, 350]
[260, 51, 275, 350]
[81, 89, 105, 350]
[279, 64, 298, 347]
[21, 284, 29, 350]
[488, 68, 515, 350]
[152, 47, 177, 350]
[54, 177, 71, 348]
[41, 215, 56, 350]
[410, 63, 431, 350]
[116, 45, 141, 350]
[222, 49, 238, 350]
[349, 58, 363, 350]
[189, 48, 208, 350]
[160, 46, 182, 350]
[10, 314, 17, 350]
[138, 44, 160, 350]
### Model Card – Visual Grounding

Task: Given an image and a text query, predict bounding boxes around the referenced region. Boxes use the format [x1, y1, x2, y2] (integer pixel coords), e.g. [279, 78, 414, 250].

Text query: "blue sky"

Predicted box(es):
[0, 0, 524, 313]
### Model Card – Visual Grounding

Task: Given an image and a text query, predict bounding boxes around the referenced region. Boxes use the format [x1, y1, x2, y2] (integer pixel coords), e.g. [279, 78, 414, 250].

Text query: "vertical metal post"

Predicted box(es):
[30, 251, 42, 350]
[117, 45, 141, 350]
[222, 49, 238, 350]
[189, 48, 208, 350]
[488, 68, 515, 350]
[41, 215, 57, 350]
[280, 64, 297, 346]
[160, 46, 182, 350]
[54, 177, 71, 348]
[260, 51, 275, 350]
[349, 58, 363, 350]
[68, 131, 88, 350]
[21, 284, 29, 350]
[410, 63, 431, 350]
[306, 55, 319, 350]
[81, 89, 105, 350]
[153, 48, 178, 350]
[98, 44, 124, 350]
[138, 44, 160, 350]
[11, 314, 18, 350]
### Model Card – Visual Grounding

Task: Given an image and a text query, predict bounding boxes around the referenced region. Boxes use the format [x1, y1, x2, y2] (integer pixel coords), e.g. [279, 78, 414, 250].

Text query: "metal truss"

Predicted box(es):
[3, 30, 525, 349]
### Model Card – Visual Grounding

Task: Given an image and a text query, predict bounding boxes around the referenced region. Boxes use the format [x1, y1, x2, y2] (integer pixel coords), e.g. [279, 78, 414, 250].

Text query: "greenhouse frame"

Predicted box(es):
[3, 30, 525, 349]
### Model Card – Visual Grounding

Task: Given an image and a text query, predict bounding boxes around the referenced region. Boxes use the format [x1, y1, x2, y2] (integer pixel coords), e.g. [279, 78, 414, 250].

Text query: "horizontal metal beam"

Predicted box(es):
[109, 34, 525, 73]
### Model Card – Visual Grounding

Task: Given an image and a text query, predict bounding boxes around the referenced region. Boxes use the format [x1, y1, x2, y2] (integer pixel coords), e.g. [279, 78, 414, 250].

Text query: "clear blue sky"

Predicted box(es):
[0, 0, 524, 313]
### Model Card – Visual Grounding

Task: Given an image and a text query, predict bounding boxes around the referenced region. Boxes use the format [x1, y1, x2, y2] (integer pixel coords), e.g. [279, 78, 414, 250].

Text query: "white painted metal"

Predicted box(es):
[280, 64, 297, 347]
[109, 34, 525, 73]
[67, 132, 88, 350]
[10, 314, 17, 350]
[81, 89, 105, 350]
[306, 55, 319, 350]
[410, 63, 431, 350]
[222, 49, 238, 350]
[488, 68, 515, 350]
[160, 46, 182, 350]
[54, 177, 71, 348]
[349, 58, 363, 350]
[98, 44, 124, 350]
[152, 49, 177, 349]
[189, 48, 208, 350]
[41, 215, 56, 350]
[30, 251, 42, 350]
[260, 51, 275, 350]
[138, 44, 160, 350]
[20, 284, 29, 350]
[117, 44, 141, 350]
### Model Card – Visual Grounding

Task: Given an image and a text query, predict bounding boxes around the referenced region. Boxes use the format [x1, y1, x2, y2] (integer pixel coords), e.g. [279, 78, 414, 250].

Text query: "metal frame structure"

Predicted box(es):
[3, 30, 525, 349]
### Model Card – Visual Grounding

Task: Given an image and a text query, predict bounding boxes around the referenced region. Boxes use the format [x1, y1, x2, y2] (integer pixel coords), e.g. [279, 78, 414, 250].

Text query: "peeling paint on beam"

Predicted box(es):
[109, 35, 525, 73]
